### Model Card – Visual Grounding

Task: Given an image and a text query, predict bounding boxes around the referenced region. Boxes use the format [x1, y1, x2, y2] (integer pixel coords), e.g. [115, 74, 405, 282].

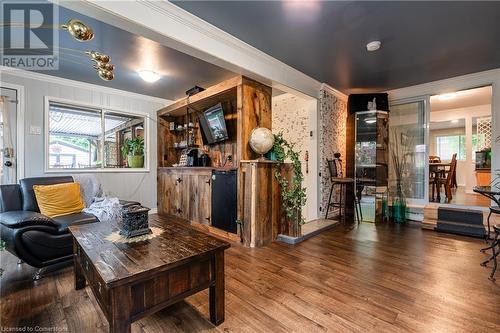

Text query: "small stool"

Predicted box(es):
[481, 224, 500, 281]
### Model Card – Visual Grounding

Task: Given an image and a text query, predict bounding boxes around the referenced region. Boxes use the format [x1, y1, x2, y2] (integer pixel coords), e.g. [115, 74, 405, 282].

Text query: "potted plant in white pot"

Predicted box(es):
[121, 137, 145, 168]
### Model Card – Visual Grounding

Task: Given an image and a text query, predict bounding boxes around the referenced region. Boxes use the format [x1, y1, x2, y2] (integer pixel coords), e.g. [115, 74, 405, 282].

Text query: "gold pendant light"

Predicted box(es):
[85, 51, 111, 63]
[96, 68, 114, 81]
[61, 19, 94, 42]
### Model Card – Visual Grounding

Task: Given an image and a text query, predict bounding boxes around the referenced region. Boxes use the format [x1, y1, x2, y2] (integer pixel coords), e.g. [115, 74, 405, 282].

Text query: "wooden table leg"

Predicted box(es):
[74, 259, 86, 290]
[110, 285, 132, 333]
[209, 251, 225, 326]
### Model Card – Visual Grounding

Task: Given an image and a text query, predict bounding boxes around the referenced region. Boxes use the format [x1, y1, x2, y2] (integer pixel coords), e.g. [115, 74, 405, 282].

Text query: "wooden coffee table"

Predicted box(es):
[69, 218, 230, 333]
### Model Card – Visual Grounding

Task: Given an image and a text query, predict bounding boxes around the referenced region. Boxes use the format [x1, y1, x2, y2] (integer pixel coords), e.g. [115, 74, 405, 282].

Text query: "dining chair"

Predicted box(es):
[435, 153, 457, 202]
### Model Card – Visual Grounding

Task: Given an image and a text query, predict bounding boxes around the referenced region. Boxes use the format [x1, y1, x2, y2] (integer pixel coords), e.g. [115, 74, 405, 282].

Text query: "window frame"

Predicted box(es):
[44, 96, 150, 173]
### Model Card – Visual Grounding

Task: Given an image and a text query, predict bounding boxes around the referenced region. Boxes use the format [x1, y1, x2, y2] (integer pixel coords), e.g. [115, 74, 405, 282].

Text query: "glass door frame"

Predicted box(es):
[389, 95, 431, 206]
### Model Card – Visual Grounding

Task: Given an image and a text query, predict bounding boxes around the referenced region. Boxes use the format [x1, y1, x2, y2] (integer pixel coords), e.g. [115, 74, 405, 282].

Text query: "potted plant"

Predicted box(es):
[390, 128, 410, 223]
[273, 133, 307, 226]
[121, 137, 145, 168]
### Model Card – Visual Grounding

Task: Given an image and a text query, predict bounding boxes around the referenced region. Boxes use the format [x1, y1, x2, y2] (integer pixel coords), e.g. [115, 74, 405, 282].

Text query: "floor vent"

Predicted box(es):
[436, 207, 485, 238]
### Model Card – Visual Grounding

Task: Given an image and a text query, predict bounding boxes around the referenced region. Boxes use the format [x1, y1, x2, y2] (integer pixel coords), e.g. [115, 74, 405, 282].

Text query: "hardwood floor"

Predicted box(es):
[431, 186, 491, 207]
[1, 215, 499, 332]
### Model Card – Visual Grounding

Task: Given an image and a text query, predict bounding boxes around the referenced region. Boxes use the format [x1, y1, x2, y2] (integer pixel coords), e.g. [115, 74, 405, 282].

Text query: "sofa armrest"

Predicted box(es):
[0, 211, 57, 229]
[0, 184, 22, 212]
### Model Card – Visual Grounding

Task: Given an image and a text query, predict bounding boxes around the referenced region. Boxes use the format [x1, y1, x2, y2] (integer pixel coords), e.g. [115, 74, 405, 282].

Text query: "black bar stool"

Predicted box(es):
[481, 224, 499, 281]
[325, 153, 361, 222]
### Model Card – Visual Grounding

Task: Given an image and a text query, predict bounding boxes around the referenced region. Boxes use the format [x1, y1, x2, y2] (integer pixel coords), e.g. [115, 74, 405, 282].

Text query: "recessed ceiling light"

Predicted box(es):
[366, 41, 381, 52]
[138, 70, 161, 83]
[438, 92, 456, 101]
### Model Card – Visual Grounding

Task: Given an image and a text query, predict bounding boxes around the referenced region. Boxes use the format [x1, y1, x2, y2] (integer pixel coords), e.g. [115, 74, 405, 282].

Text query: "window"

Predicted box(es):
[435, 134, 478, 161]
[46, 99, 148, 171]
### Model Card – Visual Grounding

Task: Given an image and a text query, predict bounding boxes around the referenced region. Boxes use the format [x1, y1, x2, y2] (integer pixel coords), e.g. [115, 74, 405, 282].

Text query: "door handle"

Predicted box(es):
[205, 178, 211, 185]
[4, 161, 12, 167]
[205, 216, 210, 222]
[176, 177, 182, 183]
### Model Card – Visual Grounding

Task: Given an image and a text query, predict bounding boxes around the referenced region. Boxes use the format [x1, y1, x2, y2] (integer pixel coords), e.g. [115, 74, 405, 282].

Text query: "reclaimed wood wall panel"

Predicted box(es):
[239, 78, 272, 161]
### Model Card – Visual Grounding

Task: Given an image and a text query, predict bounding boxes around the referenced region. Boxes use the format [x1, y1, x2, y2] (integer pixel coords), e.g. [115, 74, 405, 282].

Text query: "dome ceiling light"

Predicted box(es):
[138, 70, 161, 83]
[366, 41, 381, 52]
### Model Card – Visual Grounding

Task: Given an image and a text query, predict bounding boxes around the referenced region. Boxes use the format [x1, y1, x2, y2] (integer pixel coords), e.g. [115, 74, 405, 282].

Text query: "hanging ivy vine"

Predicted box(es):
[273, 133, 307, 225]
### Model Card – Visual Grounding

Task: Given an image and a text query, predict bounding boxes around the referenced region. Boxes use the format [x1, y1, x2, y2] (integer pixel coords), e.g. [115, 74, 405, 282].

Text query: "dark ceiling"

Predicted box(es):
[32, 4, 235, 100]
[173, 1, 500, 94]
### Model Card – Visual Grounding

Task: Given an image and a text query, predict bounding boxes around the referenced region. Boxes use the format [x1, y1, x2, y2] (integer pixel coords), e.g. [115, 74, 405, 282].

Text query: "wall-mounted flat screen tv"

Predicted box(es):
[199, 103, 229, 145]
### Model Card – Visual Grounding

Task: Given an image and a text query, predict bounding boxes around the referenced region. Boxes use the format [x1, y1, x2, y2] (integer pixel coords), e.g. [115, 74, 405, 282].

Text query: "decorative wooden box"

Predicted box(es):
[119, 205, 151, 238]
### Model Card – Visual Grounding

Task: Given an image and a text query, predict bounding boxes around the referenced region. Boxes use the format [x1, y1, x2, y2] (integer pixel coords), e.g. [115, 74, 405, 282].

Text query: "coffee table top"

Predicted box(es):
[69, 217, 230, 287]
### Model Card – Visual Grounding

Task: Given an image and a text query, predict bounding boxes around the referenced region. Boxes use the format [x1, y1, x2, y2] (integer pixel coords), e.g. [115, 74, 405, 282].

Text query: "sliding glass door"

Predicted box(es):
[389, 97, 429, 205]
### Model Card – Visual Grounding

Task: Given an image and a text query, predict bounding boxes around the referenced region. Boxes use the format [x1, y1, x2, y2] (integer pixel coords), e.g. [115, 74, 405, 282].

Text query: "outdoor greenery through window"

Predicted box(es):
[435, 134, 478, 161]
[47, 101, 147, 170]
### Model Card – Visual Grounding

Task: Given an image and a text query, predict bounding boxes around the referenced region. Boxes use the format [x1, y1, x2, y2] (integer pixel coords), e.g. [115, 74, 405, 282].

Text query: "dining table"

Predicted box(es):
[429, 162, 451, 202]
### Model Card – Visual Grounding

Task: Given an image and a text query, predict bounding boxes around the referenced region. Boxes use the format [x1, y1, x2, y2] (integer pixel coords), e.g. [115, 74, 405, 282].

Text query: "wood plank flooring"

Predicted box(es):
[1, 215, 499, 332]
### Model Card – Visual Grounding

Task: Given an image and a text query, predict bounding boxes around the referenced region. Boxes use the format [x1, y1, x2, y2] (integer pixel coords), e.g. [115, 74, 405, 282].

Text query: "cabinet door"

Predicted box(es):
[176, 174, 190, 220]
[188, 173, 212, 225]
[158, 172, 179, 216]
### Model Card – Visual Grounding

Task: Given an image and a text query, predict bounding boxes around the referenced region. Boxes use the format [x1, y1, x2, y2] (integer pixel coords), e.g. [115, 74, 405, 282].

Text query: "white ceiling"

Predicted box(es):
[430, 86, 492, 112]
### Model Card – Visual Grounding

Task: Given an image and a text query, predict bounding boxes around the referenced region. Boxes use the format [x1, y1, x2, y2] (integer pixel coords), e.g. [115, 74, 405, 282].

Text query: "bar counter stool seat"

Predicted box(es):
[325, 155, 361, 222]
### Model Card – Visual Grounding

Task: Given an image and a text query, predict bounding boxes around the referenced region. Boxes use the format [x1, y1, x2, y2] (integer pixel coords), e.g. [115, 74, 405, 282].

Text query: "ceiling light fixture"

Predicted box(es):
[451, 119, 459, 124]
[438, 92, 457, 101]
[62, 19, 94, 42]
[138, 70, 161, 83]
[366, 41, 381, 52]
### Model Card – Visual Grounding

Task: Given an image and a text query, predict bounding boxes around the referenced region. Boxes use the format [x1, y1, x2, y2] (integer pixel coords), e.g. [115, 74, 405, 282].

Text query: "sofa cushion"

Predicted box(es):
[33, 182, 84, 218]
[51, 212, 99, 233]
[20, 176, 74, 212]
[0, 184, 22, 212]
[0, 211, 56, 229]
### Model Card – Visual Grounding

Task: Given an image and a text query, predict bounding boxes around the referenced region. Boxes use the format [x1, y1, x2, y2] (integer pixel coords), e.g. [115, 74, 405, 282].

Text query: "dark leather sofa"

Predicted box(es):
[0, 176, 138, 278]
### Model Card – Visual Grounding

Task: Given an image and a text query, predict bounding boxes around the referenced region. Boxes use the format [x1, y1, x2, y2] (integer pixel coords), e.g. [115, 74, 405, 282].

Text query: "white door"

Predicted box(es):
[0, 87, 18, 184]
[389, 96, 430, 205]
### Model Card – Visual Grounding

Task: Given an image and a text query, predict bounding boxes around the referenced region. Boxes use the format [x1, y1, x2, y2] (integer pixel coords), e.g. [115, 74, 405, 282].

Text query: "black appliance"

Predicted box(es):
[186, 85, 205, 96]
[186, 148, 199, 166]
[211, 170, 237, 233]
[200, 153, 210, 167]
[199, 103, 229, 145]
[475, 149, 491, 170]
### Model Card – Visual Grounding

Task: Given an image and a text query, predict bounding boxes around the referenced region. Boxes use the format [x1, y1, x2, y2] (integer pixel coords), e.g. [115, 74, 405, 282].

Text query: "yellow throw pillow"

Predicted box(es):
[33, 182, 84, 218]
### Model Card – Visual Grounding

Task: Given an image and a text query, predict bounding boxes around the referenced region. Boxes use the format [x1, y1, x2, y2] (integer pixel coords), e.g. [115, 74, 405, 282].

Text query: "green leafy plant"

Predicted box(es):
[120, 137, 145, 158]
[121, 137, 145, 168]
[272, 133, 307, 225]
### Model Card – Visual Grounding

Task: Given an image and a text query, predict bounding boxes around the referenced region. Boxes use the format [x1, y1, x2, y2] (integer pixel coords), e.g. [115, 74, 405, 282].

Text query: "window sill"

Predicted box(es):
[44, 168, 150, 174]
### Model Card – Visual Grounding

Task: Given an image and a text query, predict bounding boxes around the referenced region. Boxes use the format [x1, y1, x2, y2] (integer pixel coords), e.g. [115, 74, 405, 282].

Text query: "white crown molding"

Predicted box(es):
[319, 83, 348, 101]
[387, 67, 500, 101]
[0, 66, 172, 106]
[60, 0, 324, 98]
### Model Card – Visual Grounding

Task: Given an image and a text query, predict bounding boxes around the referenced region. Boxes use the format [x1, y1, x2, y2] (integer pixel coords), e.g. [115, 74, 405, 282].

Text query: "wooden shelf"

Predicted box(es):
[158, 76, 242, 117]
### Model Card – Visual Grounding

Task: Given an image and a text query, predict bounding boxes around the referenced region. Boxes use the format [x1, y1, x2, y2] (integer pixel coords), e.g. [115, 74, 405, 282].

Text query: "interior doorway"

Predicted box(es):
[428, 86, 492, 207]
[0, 86, 18, 185]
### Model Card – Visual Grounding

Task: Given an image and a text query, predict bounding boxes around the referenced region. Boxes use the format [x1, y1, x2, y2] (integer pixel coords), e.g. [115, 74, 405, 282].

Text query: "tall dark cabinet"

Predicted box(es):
[346, 94, 389, 223]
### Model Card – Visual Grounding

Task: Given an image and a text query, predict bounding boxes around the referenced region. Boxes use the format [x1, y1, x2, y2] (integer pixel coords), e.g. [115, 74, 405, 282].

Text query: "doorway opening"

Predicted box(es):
[0, 86, 18, 185]
[429, 86, 492, 207]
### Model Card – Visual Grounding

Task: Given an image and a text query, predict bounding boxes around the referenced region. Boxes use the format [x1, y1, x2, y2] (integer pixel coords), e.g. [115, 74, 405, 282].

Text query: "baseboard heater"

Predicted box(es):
[436, 207, 486, 238]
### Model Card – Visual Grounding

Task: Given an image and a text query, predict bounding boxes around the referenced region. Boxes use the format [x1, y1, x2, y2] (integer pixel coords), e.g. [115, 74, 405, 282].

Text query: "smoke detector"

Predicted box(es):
[366, 41, 381, 52]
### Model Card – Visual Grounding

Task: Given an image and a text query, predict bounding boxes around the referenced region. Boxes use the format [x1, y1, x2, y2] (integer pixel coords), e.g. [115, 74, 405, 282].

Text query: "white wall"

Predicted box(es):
[0, 69, 170, 209]
[272, 93, 318, 221]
